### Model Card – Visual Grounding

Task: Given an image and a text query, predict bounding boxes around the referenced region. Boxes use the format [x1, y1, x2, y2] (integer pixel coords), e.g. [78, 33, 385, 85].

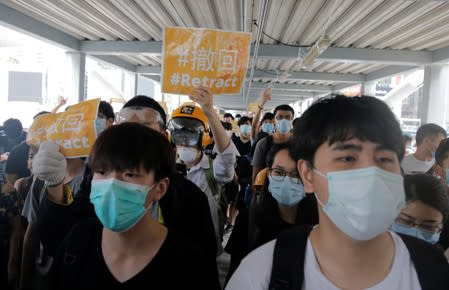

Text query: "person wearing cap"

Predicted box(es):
[168, 87, 239, 252]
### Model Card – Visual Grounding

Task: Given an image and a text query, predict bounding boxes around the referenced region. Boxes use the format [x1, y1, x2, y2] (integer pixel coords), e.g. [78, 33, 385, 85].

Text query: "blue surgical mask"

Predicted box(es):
[314, 167, 405, 241]
[261, 123, 274, 134]
[391, 222, 440, 244]
[276, 119, 292, 134]
[268, 176, 305, 206]
[90, 178, 156, 232]
[95, 118, 107, 136]
[240, 124, 251, 135]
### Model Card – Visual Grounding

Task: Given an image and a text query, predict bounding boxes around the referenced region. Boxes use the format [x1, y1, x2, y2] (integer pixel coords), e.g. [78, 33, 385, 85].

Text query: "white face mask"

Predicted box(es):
[177, 146, 199, 164]
[314, 166, 405, 241]
[226, 130, 233, 137]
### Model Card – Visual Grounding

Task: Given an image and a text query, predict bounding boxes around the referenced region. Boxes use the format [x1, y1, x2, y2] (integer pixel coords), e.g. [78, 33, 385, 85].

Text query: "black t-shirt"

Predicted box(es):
[161, 173, 219, 267]
[53, 221, 218, 290]
[232, 136, 251, 156]
[38, 170, 219, 287]
[5, 141, 30, 179]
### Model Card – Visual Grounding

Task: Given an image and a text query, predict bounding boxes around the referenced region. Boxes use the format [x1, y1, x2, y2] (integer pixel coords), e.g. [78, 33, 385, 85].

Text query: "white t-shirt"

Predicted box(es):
[401, 154, 434, 174]
[225, 231, 421, 290]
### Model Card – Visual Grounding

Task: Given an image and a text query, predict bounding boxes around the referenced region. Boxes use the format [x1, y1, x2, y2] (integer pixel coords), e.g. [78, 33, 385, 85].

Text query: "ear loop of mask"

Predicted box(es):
[311, 168, 327, 208]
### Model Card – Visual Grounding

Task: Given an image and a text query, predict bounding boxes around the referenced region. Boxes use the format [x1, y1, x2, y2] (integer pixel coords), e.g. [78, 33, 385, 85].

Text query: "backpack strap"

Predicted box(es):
[269, 226, 313, 290]
[203, 158, 219, 198]
[399, 234, 449, 290]
[247, 199, 260, 251]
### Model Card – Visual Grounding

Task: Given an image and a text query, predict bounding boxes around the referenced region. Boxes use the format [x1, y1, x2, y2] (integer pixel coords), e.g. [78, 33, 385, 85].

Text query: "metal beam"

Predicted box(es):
[91, 56, 137, 72]
[0, 3, 80, 51]
[318, 47, 431, 66]
[365, 65, 419, 82]
[432, 45, 449, 63]
[81, 40, 161, 55]
[252, 70, 365, 83]
[250, 82, 333, 92]
[332, 83, 359, 93]
[136, 65, 357, 83]
[82, 40, 433, 65]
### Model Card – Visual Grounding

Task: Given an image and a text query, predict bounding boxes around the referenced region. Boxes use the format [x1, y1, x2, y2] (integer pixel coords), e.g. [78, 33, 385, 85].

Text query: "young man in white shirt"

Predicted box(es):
[226, 95, 449, 290]
[401, 123, 447, 174]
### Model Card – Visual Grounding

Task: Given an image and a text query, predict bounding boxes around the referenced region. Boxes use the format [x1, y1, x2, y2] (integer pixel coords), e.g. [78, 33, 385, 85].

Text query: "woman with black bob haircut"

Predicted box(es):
[51, 123, 217, 290]
[225, 142, 318, 282]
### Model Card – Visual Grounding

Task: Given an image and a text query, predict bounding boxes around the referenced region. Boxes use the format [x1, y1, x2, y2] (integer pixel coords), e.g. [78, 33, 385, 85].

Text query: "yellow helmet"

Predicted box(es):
[253, 168, 268, 189]
[169, 103, 211, 148]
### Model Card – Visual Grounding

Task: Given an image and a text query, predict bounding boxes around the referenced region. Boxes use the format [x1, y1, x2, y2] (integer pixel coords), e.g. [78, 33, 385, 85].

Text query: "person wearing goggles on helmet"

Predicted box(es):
[169, 87, 239, 252]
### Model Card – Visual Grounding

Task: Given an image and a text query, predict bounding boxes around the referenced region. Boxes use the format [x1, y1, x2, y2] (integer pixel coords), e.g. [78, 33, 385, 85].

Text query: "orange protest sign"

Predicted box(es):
[162, 27, 251, 95]
[247, 102, 259, 113]
[27, 99, 101, 158]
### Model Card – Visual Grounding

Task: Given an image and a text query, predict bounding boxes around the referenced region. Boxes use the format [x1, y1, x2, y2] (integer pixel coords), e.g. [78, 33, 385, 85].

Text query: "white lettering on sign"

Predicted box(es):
[54, 137, 90, 149]
[171, 73, 238, 89]
[176, 48, 239, 73]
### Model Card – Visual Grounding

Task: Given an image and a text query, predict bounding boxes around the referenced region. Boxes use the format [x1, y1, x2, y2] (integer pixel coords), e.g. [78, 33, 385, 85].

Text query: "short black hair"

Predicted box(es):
[3, 118, 23, 138]
[33, 111, 50, 120]
[235, 114, 242, 118]
[261, 112, 274, 123]
[273, 104, 294, 117]
[99, 101, 114, 120]
[415, 123, 447, 146]
[123, 95, 167, 128]
[238, 116, 251, 127]
[89, 123, 175, 181]
[435, 138, 449, 166]
[266, 142, 291, 168]
[289, 95, 404, 164]
[223, 113, 234, 120]
[404, 174, 449, 220]
[221, 121, 232, 131]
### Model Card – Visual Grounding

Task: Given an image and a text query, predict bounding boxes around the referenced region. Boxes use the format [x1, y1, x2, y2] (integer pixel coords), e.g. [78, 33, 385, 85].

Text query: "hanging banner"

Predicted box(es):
[162, 27, 251, 95]
[27, 99, 101, 158]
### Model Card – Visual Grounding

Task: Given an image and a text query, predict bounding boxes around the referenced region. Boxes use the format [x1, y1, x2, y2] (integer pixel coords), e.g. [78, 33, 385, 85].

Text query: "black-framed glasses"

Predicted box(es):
[395, 216, 443, 234]
[268, 168, 302, 184]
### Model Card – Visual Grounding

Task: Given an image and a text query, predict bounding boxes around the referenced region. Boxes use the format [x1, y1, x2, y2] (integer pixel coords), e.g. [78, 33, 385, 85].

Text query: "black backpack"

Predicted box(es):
[269, 226, 449, 290]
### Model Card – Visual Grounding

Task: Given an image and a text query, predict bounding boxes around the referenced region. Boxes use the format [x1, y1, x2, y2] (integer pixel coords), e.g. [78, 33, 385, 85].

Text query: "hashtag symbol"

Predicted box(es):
[170, 73, 181, 86]
[177, 48, 189, 67]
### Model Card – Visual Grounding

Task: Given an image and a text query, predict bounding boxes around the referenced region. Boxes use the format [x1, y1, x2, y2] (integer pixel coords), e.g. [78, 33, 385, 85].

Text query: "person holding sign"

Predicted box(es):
[168, 87, 239, 253]
[20, 100, 114, 289]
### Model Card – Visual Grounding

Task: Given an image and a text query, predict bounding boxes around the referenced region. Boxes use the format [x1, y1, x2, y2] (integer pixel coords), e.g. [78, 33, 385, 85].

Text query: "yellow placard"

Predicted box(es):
[27, 99, 101, 158]
[162, 27, 251, 95]
[247, 102, 259, 113]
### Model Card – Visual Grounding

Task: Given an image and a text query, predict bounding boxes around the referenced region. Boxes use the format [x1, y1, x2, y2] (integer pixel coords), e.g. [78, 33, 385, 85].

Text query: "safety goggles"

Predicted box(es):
[171, 129, 202, 147]
[116, 106, 164, 127]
